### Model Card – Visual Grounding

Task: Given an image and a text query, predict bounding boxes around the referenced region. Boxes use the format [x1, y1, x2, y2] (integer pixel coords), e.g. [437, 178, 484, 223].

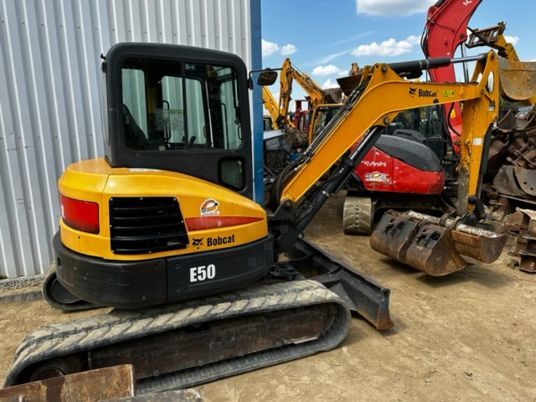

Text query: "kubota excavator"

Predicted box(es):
[5, 43, 502, 393]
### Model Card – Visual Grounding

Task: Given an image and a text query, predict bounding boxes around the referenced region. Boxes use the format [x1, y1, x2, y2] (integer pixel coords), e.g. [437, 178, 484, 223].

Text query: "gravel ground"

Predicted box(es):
[0, 193, 534, 401]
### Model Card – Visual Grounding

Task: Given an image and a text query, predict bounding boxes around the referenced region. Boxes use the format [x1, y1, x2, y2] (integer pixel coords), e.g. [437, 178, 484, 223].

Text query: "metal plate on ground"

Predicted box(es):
[0, 365, 134, 402]
[514, 167, 536, 197]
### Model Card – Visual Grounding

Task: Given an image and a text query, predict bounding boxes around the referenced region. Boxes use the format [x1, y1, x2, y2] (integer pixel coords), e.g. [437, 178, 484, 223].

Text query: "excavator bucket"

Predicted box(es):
[337, 75, 362, 96]
[498, 57, 536, 103]
[370, 211, 507, 276]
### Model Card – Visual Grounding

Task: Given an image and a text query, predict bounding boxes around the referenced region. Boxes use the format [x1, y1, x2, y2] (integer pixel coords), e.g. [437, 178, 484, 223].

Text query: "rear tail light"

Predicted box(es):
[60, 195, 100, 234]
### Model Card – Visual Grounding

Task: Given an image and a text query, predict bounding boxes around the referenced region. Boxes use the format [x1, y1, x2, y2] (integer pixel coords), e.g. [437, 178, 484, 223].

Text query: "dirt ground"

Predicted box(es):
[0, 193, 535, 401]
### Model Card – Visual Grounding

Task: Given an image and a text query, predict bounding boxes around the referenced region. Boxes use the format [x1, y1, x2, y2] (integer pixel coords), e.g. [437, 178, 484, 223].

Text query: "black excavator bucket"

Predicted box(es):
[370, 210, 507, 276]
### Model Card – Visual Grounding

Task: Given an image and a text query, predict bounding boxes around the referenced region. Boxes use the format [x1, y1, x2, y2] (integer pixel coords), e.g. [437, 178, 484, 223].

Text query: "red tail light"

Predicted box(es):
[60, 195, 100, 234]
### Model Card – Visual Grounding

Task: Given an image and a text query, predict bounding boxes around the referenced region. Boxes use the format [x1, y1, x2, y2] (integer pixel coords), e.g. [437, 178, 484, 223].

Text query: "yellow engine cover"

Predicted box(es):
[58, 158, 268, 261]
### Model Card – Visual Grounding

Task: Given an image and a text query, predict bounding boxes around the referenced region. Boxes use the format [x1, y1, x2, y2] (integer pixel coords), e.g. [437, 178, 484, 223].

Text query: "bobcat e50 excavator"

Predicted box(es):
[5, 43, 500, 393]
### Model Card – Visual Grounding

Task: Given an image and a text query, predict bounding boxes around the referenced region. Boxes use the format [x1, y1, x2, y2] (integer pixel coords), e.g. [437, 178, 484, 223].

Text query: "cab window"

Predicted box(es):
[120, 59, 242, 151]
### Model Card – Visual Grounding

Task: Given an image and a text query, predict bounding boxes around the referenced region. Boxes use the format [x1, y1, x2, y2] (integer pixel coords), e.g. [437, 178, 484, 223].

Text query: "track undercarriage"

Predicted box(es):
[5, 239, 392, 393]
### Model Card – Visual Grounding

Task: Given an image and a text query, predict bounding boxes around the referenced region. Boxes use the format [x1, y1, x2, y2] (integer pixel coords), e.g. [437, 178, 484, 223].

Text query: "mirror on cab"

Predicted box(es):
[257, 69, 278, 86]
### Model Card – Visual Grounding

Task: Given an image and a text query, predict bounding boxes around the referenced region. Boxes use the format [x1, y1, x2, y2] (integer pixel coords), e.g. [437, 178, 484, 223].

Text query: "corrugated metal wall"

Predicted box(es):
[0, 0, 259, 278]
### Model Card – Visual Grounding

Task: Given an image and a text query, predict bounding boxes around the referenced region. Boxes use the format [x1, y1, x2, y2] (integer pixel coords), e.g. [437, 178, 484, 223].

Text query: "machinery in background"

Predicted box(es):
[339, 0, 484, 235]
[370, 2, 536, 275]
[421, 0, 484, 141]
[278, 58, 342, 141]
[262, 86, 291, 130]
[5, 43, 504, 393]
[464, 23, 536, 204]
[261, 86, 304, 179]
[261, 59, 341, 178]
[342, 0, 536, 235]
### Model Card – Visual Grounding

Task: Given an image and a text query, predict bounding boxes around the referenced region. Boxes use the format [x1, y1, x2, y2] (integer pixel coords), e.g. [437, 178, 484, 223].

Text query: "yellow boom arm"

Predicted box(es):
[279, 58, 326, 119]
[280, 52, 500, 216]
[467, 23, 536, 105]
[262, 87, 292, 129]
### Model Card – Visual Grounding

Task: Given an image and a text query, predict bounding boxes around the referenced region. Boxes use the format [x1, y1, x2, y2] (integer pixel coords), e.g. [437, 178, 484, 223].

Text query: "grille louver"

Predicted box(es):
[109, 197, 189, 254]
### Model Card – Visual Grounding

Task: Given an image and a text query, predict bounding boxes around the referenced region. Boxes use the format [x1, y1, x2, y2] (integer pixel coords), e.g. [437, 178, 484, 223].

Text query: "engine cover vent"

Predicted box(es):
[109, 197, 188, 254]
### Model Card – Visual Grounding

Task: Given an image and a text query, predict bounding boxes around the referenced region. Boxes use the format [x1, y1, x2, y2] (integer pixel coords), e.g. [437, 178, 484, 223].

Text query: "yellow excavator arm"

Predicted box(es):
[467, 23, 536, 105]
[262, 86, 292, 129]
[279, 58, 327, 119]
[278, 52, 499, 216]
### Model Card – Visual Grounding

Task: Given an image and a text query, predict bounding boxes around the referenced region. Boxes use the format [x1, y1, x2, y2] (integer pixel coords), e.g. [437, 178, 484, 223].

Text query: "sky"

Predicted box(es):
[260, 0, 536, 104]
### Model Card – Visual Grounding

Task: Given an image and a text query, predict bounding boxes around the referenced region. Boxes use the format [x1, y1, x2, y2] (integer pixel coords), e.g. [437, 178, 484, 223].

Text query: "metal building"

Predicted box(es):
[0, 0, 263, 278]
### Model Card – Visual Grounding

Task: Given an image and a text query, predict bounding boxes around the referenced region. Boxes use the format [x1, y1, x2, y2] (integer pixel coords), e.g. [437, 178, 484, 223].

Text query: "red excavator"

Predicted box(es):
[340, 0, 483, 234]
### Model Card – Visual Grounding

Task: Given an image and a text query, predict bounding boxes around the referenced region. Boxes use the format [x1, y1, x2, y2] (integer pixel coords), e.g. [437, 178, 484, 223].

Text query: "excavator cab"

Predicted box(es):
[105, 43, 256, 198]
[309, 103, 342, 142]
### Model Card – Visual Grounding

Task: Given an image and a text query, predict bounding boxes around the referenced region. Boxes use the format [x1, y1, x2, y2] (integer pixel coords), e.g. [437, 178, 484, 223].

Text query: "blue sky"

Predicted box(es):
[261, 0, 536, 102]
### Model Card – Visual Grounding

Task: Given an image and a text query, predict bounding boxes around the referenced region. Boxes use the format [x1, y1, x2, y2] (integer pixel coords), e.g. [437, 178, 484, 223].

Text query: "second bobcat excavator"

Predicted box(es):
[4, 43, 502, 393]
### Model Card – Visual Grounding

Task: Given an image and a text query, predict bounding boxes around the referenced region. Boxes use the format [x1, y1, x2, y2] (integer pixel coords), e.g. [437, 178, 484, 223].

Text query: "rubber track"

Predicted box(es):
[343, 196, 372, 235]
[5, 280, 350, 393]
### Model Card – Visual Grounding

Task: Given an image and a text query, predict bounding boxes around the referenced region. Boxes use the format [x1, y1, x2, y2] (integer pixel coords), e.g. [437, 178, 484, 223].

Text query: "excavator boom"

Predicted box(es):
[279, 53, 498, 207]
[421, 0, 483, 131]
[262, 86, 292, 129]
[270, 52, 504, 275]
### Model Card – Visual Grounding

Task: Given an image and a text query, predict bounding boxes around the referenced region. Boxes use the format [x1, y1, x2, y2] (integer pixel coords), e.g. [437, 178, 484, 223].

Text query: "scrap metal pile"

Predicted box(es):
[488, 106, 536, 202]
[504, 208, 536, 273]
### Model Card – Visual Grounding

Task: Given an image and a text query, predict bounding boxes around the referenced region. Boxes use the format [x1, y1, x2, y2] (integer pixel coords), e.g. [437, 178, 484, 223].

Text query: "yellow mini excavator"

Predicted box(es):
[278, 58, 342, 143]
[5, 43, 502, 393]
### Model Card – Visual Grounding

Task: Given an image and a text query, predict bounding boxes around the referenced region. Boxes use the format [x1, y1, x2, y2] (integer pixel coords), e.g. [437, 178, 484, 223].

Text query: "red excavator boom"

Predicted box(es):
[422, 0, 483, 135]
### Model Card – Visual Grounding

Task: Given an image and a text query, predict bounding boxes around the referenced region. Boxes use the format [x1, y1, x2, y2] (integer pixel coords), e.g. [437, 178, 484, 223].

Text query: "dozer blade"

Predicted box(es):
[370, 211, 507, 276]
[498, 57, 536, 103]
[288, 239, 392, 330]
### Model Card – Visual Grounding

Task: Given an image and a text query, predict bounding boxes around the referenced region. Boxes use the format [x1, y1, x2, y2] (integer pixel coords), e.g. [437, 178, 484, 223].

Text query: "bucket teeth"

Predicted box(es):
[370, 210, 507, 276]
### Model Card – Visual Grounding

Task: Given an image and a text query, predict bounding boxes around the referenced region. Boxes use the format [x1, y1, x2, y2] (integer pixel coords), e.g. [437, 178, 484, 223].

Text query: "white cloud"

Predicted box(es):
[332, 30, 376, 46]
[322, 78, 338, 89]
[312, 64, 343, 76]
[315, 50, 350, 65]
[356, 0, 435, 16]
[351, 35, 420, 57]
[281, 44, 297, 56]
[262, 39, 298, 57]
[262, 39, 279, 57]
[504, 35, 519, 45]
